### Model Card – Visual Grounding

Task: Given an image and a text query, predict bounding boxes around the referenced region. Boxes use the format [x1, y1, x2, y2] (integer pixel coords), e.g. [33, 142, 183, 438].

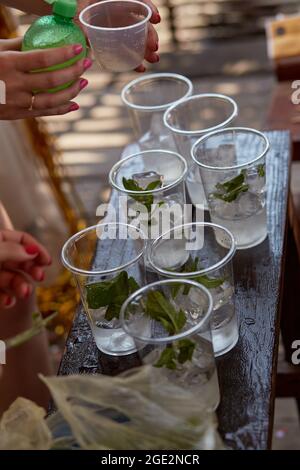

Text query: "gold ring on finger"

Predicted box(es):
[28, 93, 35, 111]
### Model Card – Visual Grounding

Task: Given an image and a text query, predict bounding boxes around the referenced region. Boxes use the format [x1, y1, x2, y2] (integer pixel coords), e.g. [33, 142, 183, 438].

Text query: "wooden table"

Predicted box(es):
[58, 130, 291, 450]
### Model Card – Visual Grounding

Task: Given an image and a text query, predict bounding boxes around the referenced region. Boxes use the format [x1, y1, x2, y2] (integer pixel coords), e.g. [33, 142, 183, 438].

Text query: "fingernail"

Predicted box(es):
[74, 44, 83, 55]
[48, 258, 52, 266]
[157, 14, 161, 22]
[69, 103, 79, 112]
[154, 42, 159, 51]
[155, 55, 160, 62]
[83, 58, 93, 70]
[25, 244, 40, 255]
[38, 272, 45, 282]
[4, 296, 13, 307]
[80, 78, 89, 90]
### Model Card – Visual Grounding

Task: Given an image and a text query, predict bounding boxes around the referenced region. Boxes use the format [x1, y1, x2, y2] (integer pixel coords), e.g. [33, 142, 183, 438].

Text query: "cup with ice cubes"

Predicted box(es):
[61, 222, 147, 356]
[148, 222, 238, 357]
[120, 278, 220, 410]
[191, 127, 269, 250]
[109, 149, 188, 248]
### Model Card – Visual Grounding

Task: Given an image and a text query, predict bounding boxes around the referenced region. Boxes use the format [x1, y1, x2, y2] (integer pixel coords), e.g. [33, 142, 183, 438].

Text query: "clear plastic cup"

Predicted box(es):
[148, 222, 238, 356]
[120, 279, 220, 410]
[61, 222, 147, 356]
[121, 73, 193, 150]
[191, 127, 269, 249]
[108, 149, 188, 245]
[79, 0, 152, 72]
[164, 94, 238, 208]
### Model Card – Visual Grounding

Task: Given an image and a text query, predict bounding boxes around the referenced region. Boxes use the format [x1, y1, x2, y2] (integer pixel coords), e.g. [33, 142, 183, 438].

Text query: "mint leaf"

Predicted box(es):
[194, 274, 224, 289]
[86, 271, 140, 321]
[177, 339, 196, 364]
[213, 171, 249, 203]
[86, 281, 113, 309]
[171, 282, 182, 299]
[216, 172, 245, 192]
[171, 256, 224, 297]
[154, 340, 196, 369]
[146, 180, 161, 191]
[145, 289, 196, 370]
[128, 276, 140, 294]
[257, 164, 265, 177]
[122, 177, 164, 218]
[122, 178, 142, 192]
[154, 346, 177, 369]
[145, 290, 186, 335]
[104, 303, 121, 322]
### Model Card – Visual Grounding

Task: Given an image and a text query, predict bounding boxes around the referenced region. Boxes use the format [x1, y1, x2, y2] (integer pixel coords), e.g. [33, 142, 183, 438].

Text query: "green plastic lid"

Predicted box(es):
[46, 0, 77, 18]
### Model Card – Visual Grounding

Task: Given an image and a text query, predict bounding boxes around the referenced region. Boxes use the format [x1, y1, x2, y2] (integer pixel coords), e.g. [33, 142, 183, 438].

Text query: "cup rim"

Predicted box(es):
[191, 127, 270, 171]
[120, 279, 214, 343]
[163, 93, 238, 136]
[79, 0, 152, 32]
[61, 222, 146, 276]
[121, 73, 193, 111]
[148, 222, 237, 277]
[109, 149, 188, 195]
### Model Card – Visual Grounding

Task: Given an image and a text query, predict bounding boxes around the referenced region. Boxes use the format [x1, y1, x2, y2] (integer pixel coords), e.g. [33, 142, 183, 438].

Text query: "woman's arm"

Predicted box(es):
[0, 204, 53, 416]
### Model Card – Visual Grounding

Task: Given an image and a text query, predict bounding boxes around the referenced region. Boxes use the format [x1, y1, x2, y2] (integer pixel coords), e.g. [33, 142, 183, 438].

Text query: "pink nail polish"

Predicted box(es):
[25, 244, 39, 255]
[80, 78, 89, 90]
[83, 58, 93, 70]
[69, 103, 79, 112]
[74, 44, 83, 55]
[39, 272, 45, 282]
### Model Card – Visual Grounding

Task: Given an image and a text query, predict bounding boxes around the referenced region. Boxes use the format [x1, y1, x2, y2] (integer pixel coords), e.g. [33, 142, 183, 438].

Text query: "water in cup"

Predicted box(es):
[208, 165, 267, 249]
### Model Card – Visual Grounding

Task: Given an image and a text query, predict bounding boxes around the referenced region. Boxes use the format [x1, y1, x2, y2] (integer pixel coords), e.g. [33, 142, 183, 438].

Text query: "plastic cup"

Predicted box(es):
[191, 127, 269, 249]
[164, 94, 238, 208]
[120, 279, 220, 411]
[148, 222, 238, 356]
[61, 222, 147, 356]
[79, 0, 152, 72]
[121, 73, 193, 149]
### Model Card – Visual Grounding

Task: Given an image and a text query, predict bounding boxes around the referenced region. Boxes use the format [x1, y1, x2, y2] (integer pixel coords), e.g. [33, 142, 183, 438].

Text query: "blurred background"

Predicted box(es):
[1, 0, 300, 449]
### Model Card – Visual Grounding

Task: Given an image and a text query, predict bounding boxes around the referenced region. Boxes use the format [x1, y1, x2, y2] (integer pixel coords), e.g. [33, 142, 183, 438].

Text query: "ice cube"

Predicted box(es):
[211, 281, 234, 311]
[238, 191, 263, 217]
[245, 168, 265, 194]
[150, 194, 184, 229]
[150, 238, 189, 271]
[208, 195, 241, 220]
[132, 170, 163, 189]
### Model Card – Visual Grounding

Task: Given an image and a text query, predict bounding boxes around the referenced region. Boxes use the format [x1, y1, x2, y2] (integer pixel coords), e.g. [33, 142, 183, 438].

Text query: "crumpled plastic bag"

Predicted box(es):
[0, 398, 52, 450]
[0, 366, 224, 450]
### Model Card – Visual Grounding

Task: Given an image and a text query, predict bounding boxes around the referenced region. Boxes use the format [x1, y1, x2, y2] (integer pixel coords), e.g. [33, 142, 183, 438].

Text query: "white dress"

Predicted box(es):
[0, 120, 69, 284]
